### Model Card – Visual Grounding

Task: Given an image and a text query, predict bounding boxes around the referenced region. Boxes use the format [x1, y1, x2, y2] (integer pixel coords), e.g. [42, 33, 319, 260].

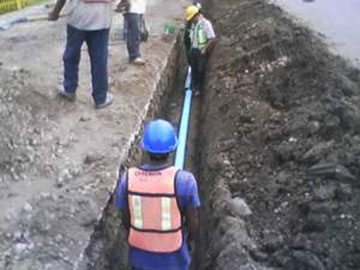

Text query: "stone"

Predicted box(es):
[307, 120, 320, 134]
[215, 242, 249, 270]
[290, 234, 312, 250]
[262, 230, 284, 252]
[335, 183, 352, 201]
[271, 143, 293, 163]
[229, 197, 252, 217]
[84, 153, 104, 165]
[249, 249, 268, 262]
[14, 243, 28, 254]
[286, 251, 325, 270]
[336, 74, 360, 97]
[79, 116, 92, 122]
[57, 169, 73, 187]
[313, 185, 335, 201]
[301, 140, 334, 164]
[23, 202, 33, 212]
[308, 162, 356, 182]
[302, 214, 327, 233]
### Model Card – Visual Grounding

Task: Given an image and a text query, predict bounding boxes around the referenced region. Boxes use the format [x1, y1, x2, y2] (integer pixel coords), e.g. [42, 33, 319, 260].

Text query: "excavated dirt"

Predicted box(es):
[196, 0, 360, 269]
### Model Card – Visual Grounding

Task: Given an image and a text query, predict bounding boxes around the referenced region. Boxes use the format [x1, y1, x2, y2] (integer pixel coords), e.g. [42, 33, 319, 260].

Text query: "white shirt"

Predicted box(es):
[190, 18, 216, 49]
[128, 0, 146, 14]
[67, 0, 112, 30]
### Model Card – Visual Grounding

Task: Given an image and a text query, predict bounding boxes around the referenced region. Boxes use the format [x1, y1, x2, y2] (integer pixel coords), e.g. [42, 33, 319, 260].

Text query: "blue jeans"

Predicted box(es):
[124, 13, 142, 59]
[63, 25, 109, 105]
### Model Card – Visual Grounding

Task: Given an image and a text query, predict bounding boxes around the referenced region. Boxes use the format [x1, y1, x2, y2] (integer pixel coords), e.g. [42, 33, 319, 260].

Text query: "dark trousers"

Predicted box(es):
[190, 48, 208, 91]
[63, 25, 109, 105]
[124, 13, 142, 59]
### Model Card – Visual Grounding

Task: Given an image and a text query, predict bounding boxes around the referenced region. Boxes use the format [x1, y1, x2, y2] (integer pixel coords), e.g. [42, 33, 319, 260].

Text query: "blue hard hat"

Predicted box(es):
[141, 119, 178, 154]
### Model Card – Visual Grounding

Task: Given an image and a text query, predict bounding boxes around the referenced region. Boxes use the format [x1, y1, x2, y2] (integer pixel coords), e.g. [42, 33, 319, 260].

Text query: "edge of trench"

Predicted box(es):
[74, 33, 187, 270]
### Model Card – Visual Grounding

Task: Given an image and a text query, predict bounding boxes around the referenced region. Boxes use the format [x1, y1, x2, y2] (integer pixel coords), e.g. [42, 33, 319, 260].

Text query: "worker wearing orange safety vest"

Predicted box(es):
[185, 4, 216, 96]
[116, 119, 201, 269]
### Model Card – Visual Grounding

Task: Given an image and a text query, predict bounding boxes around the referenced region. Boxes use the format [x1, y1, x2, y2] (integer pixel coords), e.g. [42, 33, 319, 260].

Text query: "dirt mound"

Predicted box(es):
[197, 0, 360, 269]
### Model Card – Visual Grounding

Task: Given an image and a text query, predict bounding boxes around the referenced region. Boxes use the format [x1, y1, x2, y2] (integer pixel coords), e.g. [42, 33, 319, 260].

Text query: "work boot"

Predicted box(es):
[95, 93, 114, 109]
[58, 85, 76, 101]
[129, 57, 146, 66]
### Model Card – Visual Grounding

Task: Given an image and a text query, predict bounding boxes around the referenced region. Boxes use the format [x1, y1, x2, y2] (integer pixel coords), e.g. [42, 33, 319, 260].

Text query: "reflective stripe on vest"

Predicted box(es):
[191, 19, 207, 50]
[127, 166, 182, 253]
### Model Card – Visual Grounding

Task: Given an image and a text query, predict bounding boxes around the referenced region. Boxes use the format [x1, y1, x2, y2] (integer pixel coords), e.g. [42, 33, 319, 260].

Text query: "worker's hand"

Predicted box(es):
[48, 11, 59, 21]
[115, 2, 123, 12]
[116, 0, 130, 13]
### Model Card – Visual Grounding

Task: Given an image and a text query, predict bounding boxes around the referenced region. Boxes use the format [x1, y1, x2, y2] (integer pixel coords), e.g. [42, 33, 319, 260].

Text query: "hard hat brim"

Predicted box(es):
[186, 13, 196, 21]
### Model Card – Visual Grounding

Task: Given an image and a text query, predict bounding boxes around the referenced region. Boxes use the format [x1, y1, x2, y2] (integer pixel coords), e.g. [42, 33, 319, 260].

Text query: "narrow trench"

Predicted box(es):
[79, 6, 271, 270]
[80, 30, 215, 269]
[79, 33, 203, 269]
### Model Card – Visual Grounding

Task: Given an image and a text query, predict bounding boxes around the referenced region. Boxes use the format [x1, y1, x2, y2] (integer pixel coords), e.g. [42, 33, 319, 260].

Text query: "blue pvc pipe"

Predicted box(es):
[174, 67, 193, 169]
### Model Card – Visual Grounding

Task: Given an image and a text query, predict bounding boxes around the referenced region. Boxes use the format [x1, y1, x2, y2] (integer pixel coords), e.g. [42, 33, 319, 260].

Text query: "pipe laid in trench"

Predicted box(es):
[174, 66, 193, 169]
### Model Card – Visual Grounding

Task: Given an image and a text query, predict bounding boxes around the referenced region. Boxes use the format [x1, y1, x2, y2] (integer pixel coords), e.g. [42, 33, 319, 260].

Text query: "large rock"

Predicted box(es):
[308, 162, 356, 182]
[229, 197, 252, 218]
[301, 140, 335, 164]
[286, 250, 325, 270]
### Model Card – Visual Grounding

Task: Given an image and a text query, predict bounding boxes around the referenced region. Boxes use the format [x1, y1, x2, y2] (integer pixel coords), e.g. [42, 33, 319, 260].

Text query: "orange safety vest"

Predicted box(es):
[127, 166, 183, 253]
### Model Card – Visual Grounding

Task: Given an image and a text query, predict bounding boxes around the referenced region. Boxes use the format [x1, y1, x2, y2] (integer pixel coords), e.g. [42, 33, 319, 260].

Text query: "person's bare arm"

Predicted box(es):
[205, 38, 216, 54]
[48, 0, 67, 21]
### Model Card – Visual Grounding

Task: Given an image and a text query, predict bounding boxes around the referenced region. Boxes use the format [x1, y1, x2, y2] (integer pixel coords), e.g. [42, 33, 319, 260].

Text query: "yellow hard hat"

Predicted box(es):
[185, 5, 199, 21]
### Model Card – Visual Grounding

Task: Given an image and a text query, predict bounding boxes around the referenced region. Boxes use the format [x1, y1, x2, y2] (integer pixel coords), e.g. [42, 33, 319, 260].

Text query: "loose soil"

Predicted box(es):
[195, 0, 360, 269]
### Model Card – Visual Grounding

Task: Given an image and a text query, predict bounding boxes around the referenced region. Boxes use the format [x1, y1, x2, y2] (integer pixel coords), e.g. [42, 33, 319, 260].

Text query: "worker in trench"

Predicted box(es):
[48, 0, 114, 109]
[184, 2, 202, 64]
[184, 4, 216, 96]
[115, 119, 201, 270]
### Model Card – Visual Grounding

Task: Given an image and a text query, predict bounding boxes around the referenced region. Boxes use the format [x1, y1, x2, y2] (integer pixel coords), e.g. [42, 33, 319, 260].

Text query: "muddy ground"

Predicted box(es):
[195, 0, 360, 269]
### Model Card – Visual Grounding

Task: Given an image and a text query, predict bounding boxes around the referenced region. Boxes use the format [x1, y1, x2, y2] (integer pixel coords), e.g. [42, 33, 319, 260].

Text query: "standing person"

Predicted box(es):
[117, 0, 147, 65]
[183, 2, 202, 64]
[116, 119, 201, 270]
[48, 0, 114, 109]
[185, 4, 216, 96]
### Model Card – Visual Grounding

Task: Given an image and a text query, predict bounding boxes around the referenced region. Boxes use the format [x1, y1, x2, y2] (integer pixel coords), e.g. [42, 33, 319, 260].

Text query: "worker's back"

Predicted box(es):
[116, 163, 200, 270]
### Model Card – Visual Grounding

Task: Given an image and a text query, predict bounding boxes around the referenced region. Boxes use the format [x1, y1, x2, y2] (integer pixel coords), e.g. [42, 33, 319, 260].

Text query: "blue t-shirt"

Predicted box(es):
[116, 163, 201, 270]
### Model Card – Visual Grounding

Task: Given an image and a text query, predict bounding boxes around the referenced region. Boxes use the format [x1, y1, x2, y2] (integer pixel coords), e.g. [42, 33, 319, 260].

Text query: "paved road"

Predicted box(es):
[274, 0, 360, 67]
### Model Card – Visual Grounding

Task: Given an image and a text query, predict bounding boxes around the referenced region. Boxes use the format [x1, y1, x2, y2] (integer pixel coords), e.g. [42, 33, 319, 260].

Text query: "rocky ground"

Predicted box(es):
[196, 0, 360, 269]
